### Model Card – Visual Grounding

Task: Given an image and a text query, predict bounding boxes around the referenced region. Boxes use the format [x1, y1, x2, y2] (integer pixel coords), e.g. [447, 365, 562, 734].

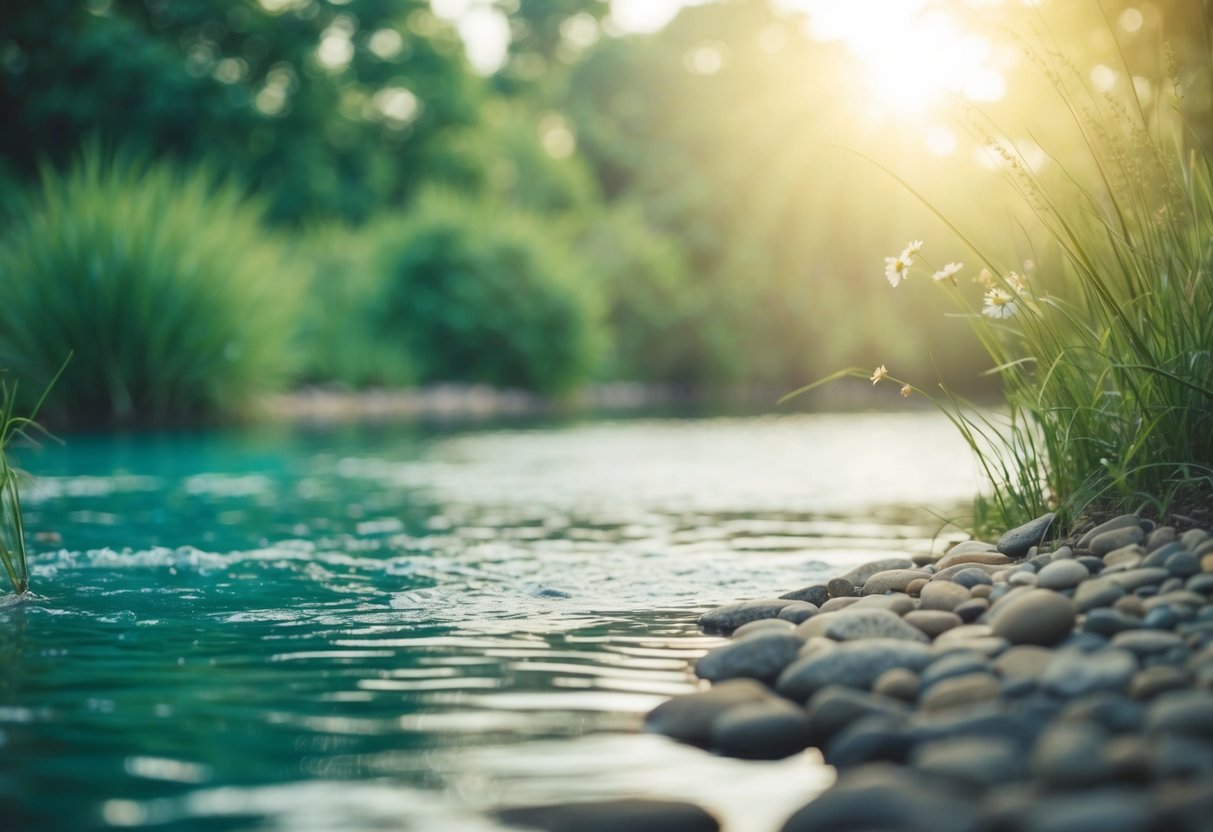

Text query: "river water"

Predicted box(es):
[0, 411, 981, 832]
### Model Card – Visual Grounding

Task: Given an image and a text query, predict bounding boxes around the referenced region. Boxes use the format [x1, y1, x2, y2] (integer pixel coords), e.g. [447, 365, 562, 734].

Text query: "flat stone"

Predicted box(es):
[1130, 665, 1190, 700]
[819, 597, 862, 613]
[932, 562, 1010, 582]
[1031, 722, 1113, 787]
[904, 610, 962, 639]
[1187, 573, 1213, 594]
[862, 569, 929, 595]
[1104, 545, 1146, 569]
[1078, 515, 1143, 549]
[991, 589, 1076, 646]
[1091, 526, 1147, 557]
[920, 580, 972, 612]
[775, 639, 934, 702]
[776, 601, 818, 624]
[732, 618, 796, 638]
[935, 551, 1013, 571]
[778, 766, 983, 832]
[1147, 526, 1177, 552]
[912, 736, 1026, 788]
[1145, 690, 1213, 737]
[1181, 528, 1211, 551]
[827, 577, 856, 598]
[824, 714, 913, 767]
[946, 540, 999, 557]
[933, 635, 1010, 658]
[709, 698, 812, 760]
[645, 679, 774, 744]
[779, 584, 829, 606]
[1111, 629, 1185, 656]
[497, 799, 720, 832]
[995, 645, 1055, 684]
[920, 672, 1002, 712]
[1073, 577, 1126, 612]
[1041, 647, 1137, 697]
[837, 558, 915, 587]
[873, 667, 919, 701]
[1035, 559, 1091, 591]
[817, 608, 928, 643]
[951, 568, 994, 589]
[1060, 693, 1143, 733]
[1105, 568, 1169, 591]
[851, 593, 915, 616]
[804, 685, 909, 747]
[699, 599, 793, 634]
[1083, 607, 1141, 637]
[920, 651, 992, 691]
[998, 513, 1057, 557]
[695, 632, 804, 684]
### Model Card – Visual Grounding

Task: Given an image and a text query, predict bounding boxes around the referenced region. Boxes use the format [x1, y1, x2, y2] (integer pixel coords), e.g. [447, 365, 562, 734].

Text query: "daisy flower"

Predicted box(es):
[884, 256, 909, 287]
[1007, 271, 1027, 293]
[932, 262, 963, 285]
[982, 288, 1018, 319]
[871, 364, 890, 385]
[901, 240, 924, 263]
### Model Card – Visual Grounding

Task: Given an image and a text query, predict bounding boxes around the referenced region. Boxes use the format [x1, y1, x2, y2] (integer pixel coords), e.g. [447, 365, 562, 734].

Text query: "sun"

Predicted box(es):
[788, 0, 1008, 118]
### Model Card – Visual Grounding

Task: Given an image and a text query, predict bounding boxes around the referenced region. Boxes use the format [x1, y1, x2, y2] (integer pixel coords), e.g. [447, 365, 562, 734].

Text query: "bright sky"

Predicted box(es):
[431, 0, 1018, 120]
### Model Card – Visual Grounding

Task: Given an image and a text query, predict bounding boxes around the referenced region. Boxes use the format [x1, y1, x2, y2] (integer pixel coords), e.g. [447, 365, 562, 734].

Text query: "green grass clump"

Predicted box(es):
[369, 190, 604, 395]
[0, 150, 296, 427]
[789, 32, 1213, 531]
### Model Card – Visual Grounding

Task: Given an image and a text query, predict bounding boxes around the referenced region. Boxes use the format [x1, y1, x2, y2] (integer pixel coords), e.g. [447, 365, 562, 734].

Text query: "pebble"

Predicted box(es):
[935, 551, 1013, 571]
[1181, 529, 1210, 551]
[1147, 526, 1177, 551]
[1145, 689, 1213, 737]
[919, 580, 971, 612]
[1040, 647, 1137, 697]
[732, 618, 796, 638]
[950, 568, 994, 589]
[1030, 721, 1114, 787]
[1130, 665, 1190, 700]
[778, 766, 983, 832]
[1073, 576, 1126, 612]
[873, 667, 919, 701]
[946, 540, 999, 557]
[775, 639, 933, 702]
[1104, 544, 1146, 568]
[827, 577, 856, 598]
[862, 569, 929, 595]
[776, 601, 818, 624]
[905, 578, 928, 596]
[695, 631, 804, 684]
[779, 584, 830, 607]
[1022, 789, 1153, 832]
[709, 698, 812, 759]
[1091, 526, 1147, 557]
[1036, 559, 1091, 591]
[919, 651, 992, 691]
[819, 596, 862, 612]
[1167, 551, 1200, 578]
[911, 736, 1026, 788]
[497, 799, 720, 832]
[997, 512, 1056, 557]
[645, 679, 773, 744]
[953, 598, 990, 623]
[837, 558, 915, 587]
[1084, 607, 1142, 637]
[804, 685, 909, 747]
[852, 593, 915, 616]
[814, 608, 929, 644]
[995, 645, 1055, 684]
[990, 589, 1076, 646]
[1078, 514, 1143, 549]
[698, 599, 794, 634]
[1111, 629, 1185, 656]
[920, 672, 1002, 712]
[903, 610, 962, 639]
[1105, 567, 1169, 591]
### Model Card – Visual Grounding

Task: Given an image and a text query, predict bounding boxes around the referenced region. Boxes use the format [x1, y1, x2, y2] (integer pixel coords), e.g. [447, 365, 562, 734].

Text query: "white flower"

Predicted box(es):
[932, 262, 963, 284]
[871, 364, 890, 385]
[1007, 271, 1027, 293]
[982, 288, 1019, 319]
[884, 256, 909, 287]
[901, 240, 924, 263]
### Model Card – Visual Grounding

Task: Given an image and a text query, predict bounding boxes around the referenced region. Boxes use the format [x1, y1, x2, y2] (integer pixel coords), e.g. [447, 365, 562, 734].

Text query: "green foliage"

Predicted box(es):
[2, 0, 484, 225]
[293, 225, 415, 389]
[0, 151, 295, 427]
[371, 191, 604, 394]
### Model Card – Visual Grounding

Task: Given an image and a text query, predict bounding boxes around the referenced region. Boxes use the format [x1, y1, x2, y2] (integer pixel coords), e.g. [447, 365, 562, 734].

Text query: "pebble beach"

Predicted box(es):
[499, 512, 1213, 831]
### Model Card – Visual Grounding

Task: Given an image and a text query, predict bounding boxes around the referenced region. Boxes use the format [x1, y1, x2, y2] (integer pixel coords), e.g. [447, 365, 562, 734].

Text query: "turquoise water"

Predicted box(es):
[0, 413, 979, 832]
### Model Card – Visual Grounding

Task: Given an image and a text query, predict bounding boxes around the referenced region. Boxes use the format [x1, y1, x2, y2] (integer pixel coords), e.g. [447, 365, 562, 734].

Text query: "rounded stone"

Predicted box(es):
[827, 577, 856, 598]
[912, 736, 1026, 788]
[818, 608, 929, 643]
[498, 799, 720, 832]
[906, 578, 929, 597]
[920, 672, 1002, 712]
[1036, 559, 1091, 591]
[732, 618, 796, 638]
[775, 639, 934, 702]
[873, 667, 920, 702]
[779, 584, 829, 607]
[777, 767, 982, 832]
[920, 580, 972, 612]
[935, 551, 1013, 571]
[991, 589, 1077, 646]
[1167, 551, 1200, 579]
[699, 599, 795, 634]
[1145, 690, 1213, 737]
[710, 699, 812, 760]
[951, 567, 994, 589]
[1030, 722, 1113, 787]
[862, 569, 929, 596]
[819, 596, 862, 613]
[1078, 514, 1143, 549]
[997, 512, 1057, 557]
[995, 645, 1055, 684]
[645, 679, 772, 744]
[1040, 648, 1137, 698]
[954, 598, 990, 623]
[776, 601, 819, 624]
[1130, 665, 1189, 700]
[1091, 526, 1147, 557]
[695, 632, 804, 684]
[904, 610, 962, 639]
[1073, 577, 1126, 612]
[837, 558, 916, 587]
[804, 685, 909, 748]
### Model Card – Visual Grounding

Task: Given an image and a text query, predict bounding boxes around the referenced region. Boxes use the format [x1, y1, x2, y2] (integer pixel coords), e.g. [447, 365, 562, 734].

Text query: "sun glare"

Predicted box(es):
[789, 0, 1008, 118]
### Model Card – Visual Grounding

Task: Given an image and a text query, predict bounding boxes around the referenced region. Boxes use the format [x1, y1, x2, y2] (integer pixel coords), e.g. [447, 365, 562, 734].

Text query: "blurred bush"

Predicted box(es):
[370, 190, 603, 394]
[0, 150, 295, 426]
[292, 224, 415, 389]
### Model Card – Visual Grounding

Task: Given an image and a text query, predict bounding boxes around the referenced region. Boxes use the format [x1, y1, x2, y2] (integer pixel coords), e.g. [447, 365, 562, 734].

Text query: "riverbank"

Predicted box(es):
[501, 512, 1213, 831]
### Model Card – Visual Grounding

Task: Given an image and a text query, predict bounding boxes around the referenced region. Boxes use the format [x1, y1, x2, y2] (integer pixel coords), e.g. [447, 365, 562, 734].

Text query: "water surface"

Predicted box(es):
[0, 412, 980, 831]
